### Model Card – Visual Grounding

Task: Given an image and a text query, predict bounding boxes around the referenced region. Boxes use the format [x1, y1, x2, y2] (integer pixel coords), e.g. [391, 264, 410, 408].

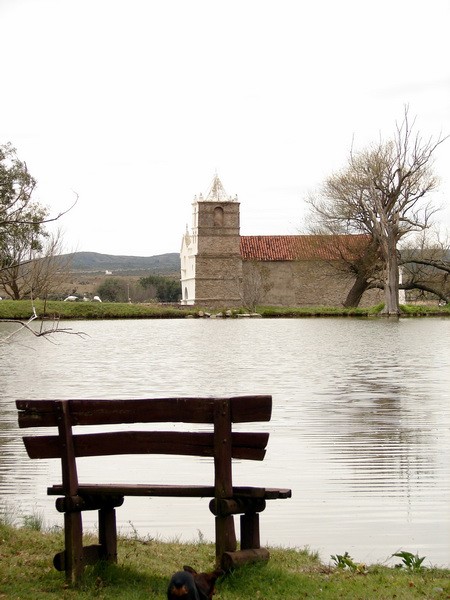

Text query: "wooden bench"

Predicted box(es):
[16, 395, 291, 583]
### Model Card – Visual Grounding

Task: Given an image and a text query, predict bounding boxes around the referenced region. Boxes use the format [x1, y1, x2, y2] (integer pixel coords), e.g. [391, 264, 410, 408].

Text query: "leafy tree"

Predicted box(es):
[139, 275, 181, 302]
[0, 143, 81, 342]
[0, 143, 74, 300]
[1, 143, 49, 297]
[308, 109, 447, 315]
[0, 143, 38, 227]
[0, 209, 47, 298]
[95, 278, 129, 302]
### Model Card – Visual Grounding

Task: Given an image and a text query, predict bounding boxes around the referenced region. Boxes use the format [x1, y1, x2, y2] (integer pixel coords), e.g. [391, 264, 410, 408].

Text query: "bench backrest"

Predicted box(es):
[16, 395, 272, 497]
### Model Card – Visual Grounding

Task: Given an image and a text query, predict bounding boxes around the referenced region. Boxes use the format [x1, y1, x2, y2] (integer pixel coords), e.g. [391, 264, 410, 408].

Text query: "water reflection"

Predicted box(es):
[0, 317, 449, 566]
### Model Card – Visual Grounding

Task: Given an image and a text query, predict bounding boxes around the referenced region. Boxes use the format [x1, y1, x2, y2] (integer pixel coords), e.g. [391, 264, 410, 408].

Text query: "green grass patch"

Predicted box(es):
[256, 305, 377, 317]
[0, 299, 449, 321]
[400, 303, 450, 316]
[0, 522, 449, 599]
[0, 299, 198, 320]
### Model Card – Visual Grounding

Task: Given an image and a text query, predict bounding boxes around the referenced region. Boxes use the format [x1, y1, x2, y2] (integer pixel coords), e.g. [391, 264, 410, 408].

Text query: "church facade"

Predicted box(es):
[180, 175, 381, 308]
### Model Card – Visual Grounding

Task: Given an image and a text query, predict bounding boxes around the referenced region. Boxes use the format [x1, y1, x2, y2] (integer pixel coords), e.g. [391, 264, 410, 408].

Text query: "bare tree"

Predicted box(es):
[399, 229, 449, 304]
[0, 308, 85, 344]
[0, 229, 72, 300]
[308, 108, 447, 315]
[241, 261, 273, 311]
[304, 222, 382, 307]
[339, 238, 382, 308]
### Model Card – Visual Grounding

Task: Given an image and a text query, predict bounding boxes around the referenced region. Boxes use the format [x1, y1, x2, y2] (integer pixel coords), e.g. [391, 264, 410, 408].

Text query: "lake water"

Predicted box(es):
[1, 317, 449, 567]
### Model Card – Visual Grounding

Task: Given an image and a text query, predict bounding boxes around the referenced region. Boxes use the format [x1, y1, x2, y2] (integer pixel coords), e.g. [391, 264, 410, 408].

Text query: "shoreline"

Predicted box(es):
[0, 299, 449, 321]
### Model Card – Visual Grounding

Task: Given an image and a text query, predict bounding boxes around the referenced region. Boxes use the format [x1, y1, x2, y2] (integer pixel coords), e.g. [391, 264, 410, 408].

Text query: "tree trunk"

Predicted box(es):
[343, 275, 369, 308]
[381, 235, 400, 315]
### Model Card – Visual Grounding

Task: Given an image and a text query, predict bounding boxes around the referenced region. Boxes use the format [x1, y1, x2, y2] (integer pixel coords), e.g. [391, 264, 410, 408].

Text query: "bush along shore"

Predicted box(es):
[0, 299, 449, 321]
[0, 521, 449, 599]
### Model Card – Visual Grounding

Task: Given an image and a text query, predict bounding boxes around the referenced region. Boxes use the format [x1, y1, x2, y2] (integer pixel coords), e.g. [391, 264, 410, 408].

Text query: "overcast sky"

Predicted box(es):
[2, 0, 449, 257]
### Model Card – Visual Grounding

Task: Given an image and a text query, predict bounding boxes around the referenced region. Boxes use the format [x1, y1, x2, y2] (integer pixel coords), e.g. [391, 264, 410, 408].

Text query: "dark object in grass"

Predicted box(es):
[167, 569, 199, 599]
[167, 566, 223, 600]
[183, 565, 224, 599]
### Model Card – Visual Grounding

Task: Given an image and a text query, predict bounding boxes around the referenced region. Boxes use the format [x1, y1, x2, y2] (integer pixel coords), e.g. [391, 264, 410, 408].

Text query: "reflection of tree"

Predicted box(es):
[0, 397, 51, 514]
[303, 361, 437, 495]
[0, 436, 23, 487]
[0, 397, 21, 488]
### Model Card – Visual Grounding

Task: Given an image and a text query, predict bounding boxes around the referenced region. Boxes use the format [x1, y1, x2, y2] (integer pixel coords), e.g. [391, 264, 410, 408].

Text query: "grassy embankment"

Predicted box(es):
[0, 299, 449, 320]
[0, 520, 449, 599]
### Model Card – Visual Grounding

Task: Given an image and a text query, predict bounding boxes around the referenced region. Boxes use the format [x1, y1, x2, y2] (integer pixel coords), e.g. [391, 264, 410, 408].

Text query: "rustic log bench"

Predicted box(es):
[16, 395, 291, 583]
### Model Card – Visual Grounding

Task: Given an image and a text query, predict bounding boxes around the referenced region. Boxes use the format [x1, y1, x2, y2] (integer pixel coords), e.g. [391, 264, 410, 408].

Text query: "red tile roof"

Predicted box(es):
[240, 235, 370, 261]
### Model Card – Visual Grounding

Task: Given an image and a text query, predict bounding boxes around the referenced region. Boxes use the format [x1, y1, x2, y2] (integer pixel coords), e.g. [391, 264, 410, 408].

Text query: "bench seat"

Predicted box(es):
[48, 484, 292, 499]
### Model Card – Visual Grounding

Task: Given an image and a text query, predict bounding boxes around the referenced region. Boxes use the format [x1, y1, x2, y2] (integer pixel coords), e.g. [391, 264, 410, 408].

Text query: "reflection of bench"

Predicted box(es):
[16, 396, 291, 583]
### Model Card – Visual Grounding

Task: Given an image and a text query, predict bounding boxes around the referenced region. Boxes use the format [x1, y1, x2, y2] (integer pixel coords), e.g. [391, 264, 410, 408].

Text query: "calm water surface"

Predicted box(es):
[1, 317, 449, 567]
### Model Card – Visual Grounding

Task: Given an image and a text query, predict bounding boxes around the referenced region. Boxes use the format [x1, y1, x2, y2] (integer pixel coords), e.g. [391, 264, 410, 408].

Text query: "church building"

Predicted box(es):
[180, 175, 381, 308]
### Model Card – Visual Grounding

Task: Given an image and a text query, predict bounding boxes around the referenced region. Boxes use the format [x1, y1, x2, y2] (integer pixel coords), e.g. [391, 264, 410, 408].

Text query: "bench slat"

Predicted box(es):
[23, 431, 269, 461]
[16, 396, 272, 428]
[47, 484, 291, 499]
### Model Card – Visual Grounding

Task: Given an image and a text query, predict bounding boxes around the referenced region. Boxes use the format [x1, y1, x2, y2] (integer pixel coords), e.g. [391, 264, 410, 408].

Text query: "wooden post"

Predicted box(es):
[221, 548, 270, 570]
[98, 507, 118, 563]
[240, 512, 260, 550]
[63, 512, 84, 582]
[213, 399, 236, 566]
[56, 401, 84, 584]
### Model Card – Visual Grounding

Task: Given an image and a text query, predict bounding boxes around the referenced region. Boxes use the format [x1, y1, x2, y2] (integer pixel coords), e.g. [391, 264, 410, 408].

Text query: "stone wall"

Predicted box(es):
[243, 259, 383, 307]
[194, 255, 243, 307]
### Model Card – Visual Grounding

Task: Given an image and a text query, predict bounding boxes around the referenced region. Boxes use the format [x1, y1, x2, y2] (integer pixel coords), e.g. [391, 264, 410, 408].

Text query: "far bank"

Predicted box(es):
[0, 299, 449, 321]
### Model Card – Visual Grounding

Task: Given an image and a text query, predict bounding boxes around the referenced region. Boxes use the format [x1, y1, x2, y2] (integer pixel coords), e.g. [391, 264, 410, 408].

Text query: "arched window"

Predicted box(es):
[213, 206, 224, 227]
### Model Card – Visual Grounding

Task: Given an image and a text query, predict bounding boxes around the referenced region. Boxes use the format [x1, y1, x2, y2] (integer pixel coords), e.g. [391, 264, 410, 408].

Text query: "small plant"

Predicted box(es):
[197, 529, 205, 544]
[0, 502, 19, 527]
[331, 551, 357, 571]
[331, 551, 367, 574]
[392, 550, 426, 571]
[22, 510, 44, 531]
[128, 520, 140, 540]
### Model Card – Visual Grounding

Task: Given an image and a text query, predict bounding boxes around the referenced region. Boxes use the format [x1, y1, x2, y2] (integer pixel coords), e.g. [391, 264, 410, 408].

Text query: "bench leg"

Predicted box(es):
[220, 513, 270, 571]
[215, 515, 237, 567]
[64, 512, 84, 584]
[240, 512, 260, 550]
[98, 507, 118, 563]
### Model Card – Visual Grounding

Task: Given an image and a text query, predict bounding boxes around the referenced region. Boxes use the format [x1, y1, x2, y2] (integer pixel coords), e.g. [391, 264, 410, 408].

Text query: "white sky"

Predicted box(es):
[1, 0, 449, 256]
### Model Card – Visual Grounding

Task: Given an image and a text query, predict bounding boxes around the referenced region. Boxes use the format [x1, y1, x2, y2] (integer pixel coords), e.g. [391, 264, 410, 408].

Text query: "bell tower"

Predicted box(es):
[180, 174, 242, 307]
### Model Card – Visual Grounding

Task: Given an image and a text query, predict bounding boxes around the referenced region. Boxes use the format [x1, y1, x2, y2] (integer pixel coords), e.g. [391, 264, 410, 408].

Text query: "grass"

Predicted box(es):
[256, 304, 382, 317]
[0, 299, 449, 321]
[399, 303, 450, 316]
[0, 299, 198, 320]
[0, 521, 449, 599]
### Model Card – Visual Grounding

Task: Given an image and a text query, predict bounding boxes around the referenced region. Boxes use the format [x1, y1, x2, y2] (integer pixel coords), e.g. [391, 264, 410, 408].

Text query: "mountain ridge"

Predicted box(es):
[63, 251, 180, 275]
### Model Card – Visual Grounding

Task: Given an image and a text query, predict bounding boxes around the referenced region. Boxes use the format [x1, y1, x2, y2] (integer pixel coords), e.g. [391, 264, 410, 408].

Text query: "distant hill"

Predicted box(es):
[62, 251, 180, 276]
